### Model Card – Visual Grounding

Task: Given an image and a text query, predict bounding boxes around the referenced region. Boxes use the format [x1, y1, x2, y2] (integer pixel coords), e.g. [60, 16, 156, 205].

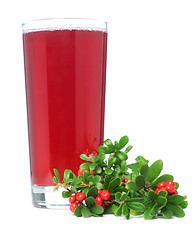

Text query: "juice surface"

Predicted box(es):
[23, 28, 107, 185]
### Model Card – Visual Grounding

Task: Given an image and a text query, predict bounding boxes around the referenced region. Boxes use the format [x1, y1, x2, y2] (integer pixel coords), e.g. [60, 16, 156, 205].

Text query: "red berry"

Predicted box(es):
[165, 184, 175, 194]
[70, 202, 78, 212]
[101, 190, 111, 200]
[75, 192, 86, 201]
[69, 195, 76, 203]
[155, 188, 160, 194]
[98, 189, 102, 196]
[166, 181, 175, 188]
[157, 182, 166, 188]
[77, 169, 90, 176]
[174, 189, 178, 195]
[95, 196, 103, 205]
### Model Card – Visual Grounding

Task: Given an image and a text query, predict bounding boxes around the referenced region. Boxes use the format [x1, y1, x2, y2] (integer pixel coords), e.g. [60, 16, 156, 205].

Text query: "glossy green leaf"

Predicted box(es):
[104, 139, 114, 147]
[116, 204, 123, 216]
[147, 160, 163, 182]
[167, 203, 185, 218]
[87, 186, 98, 198]
[168, 195, 184, 205]
[179, 201, 188, 209]
[108, 157, 116, 167]
[98, 146, 108, 154]
[126, 181, 140, 191]
[53, 169, 61, 183]
[53, 176, 58, 184]
[125, 145, 133, 153]
[127, 202, 145, 212]
[89, 163, 96, 170]
[85, 196, 95, 206]
[120, 193, 128, 201]
[62, 191, 72, 198]
[105, 168, 113, 175]
[112, 204, 118, 215]
[80, 163, 90, 170]
[80, 154, 90, 161]
[135, 175, 146, 188]
[115, 192, 122, 202]
[148, 190, 158, 202]
[116, 151, 128, 161]
[103, 175, 110, 189]
[83, 171, 90, 182]
[119, 136, 129, 149]
[90, 204, 104, 215]
[121, 161, 127, 172]
[94, 175, 101, 183]
[74, 206, 82, 217]
[161, 206, 173, 219]
[81, 207, 91, 218]
[144, 204, 158, 220]
[135, 156, 149, 164]
[122, 204, 130, 218]
[140, 162, 149, 179]
[95, 166, 102, 174]
[157, 196, 167, 207]
[108, 178, 121, 192]
[158, 190, 168, 198]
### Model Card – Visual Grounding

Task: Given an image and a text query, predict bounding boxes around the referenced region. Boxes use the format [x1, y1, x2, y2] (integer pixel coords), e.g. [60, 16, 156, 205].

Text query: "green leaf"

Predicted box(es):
[148, 190, 158, 202]
[175, 182, 179, 189]
[128, 163, 140, 171]
[83, 171, 90, 182]
[98, 146, 108, 154]
[94, 175, 101, 183]
[136, 156, 149, 164]
[179, 201, 188, 209]
[116, 204, 123, 216]
[167, 203, 185, 218]
[119, 136, 129, 149]
[80, 163, 90, 170]
[123, 204, 130, 219]
[161, 206, 173, 219]
[53, 169, 61, 183]
[125, 145, 133, 153]
[158, 190, 168, 198]
[126, 181, 140, 191]
[87, 175, 94, 183]
[115, 192, 122, 202]
[74, 206, 82, 217]
[151, 174, 174, 189]
[121, 161, 127, 172]
[157, 196, 167, 207]
[80, 154, 90, 161]
[116, 151, 128, 161]
[81, 207, 91, 218]
[87, 186, 98, 198]
[108, 178, 121, 192]
[85, 196, 95, 206]
[90, 204, 104, 215]
[89, 163, 96, 171]
[135, 175, 146, 188]
[95, 166, 102, 174]
[105, 168, 113, 175]
[95, 182, 103, 189]
[103, 175, 110, 189]
[108, 157, 116, 167]
[53, 176, 58, 184]
[120, 193, 128, 201]
[168, 195, 184, 205]
[104, 138, 114, 147]
[64, 169, 72, 182]
[127, 198, 145, 203]
[62, 191, 72, 198]
[127, 202, 145, 212]
[147, 160, 163, 182]
[144, 203, 158, 220]
[112, 204, 118, 215]
[140, 162, 149, 179]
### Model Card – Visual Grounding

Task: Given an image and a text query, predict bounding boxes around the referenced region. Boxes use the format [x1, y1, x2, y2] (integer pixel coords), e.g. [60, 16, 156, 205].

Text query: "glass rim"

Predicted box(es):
[22, 18, 108, 33]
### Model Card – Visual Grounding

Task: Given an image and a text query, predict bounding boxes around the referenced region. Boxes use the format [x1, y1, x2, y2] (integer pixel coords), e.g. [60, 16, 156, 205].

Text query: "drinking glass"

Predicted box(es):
[22, 18, 107, 208]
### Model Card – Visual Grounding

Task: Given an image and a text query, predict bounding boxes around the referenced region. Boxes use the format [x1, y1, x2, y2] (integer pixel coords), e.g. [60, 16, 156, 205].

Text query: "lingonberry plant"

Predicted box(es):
[53, 136, 188, 219]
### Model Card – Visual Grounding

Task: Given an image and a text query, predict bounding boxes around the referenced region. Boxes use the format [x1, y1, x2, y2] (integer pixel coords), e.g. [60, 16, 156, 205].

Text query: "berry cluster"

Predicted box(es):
[95, 189, 111, 210]
[77, 168, 95, 176]
[155, 181, 178, 195]
[69, 192, 86, 212]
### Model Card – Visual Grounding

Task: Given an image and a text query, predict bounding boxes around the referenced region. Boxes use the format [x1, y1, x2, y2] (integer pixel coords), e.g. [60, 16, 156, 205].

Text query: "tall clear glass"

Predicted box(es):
[22, 18, 107, 208]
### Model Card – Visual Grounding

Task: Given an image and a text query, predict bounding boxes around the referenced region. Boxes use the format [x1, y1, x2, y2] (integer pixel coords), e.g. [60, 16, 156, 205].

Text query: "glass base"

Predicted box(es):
[31, 185, 70, 209]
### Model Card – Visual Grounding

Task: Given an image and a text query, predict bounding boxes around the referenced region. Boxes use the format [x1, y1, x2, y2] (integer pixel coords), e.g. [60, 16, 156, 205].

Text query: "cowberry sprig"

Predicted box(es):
[53, 136, 188, 219]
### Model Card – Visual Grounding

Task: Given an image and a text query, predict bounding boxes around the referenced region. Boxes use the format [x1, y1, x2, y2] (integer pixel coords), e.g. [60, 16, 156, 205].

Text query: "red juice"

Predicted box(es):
[23, 28, 107, 186]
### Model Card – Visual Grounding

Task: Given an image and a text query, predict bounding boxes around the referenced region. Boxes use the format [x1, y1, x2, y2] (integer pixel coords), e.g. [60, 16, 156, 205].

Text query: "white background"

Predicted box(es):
[0, 0, 195, 239]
